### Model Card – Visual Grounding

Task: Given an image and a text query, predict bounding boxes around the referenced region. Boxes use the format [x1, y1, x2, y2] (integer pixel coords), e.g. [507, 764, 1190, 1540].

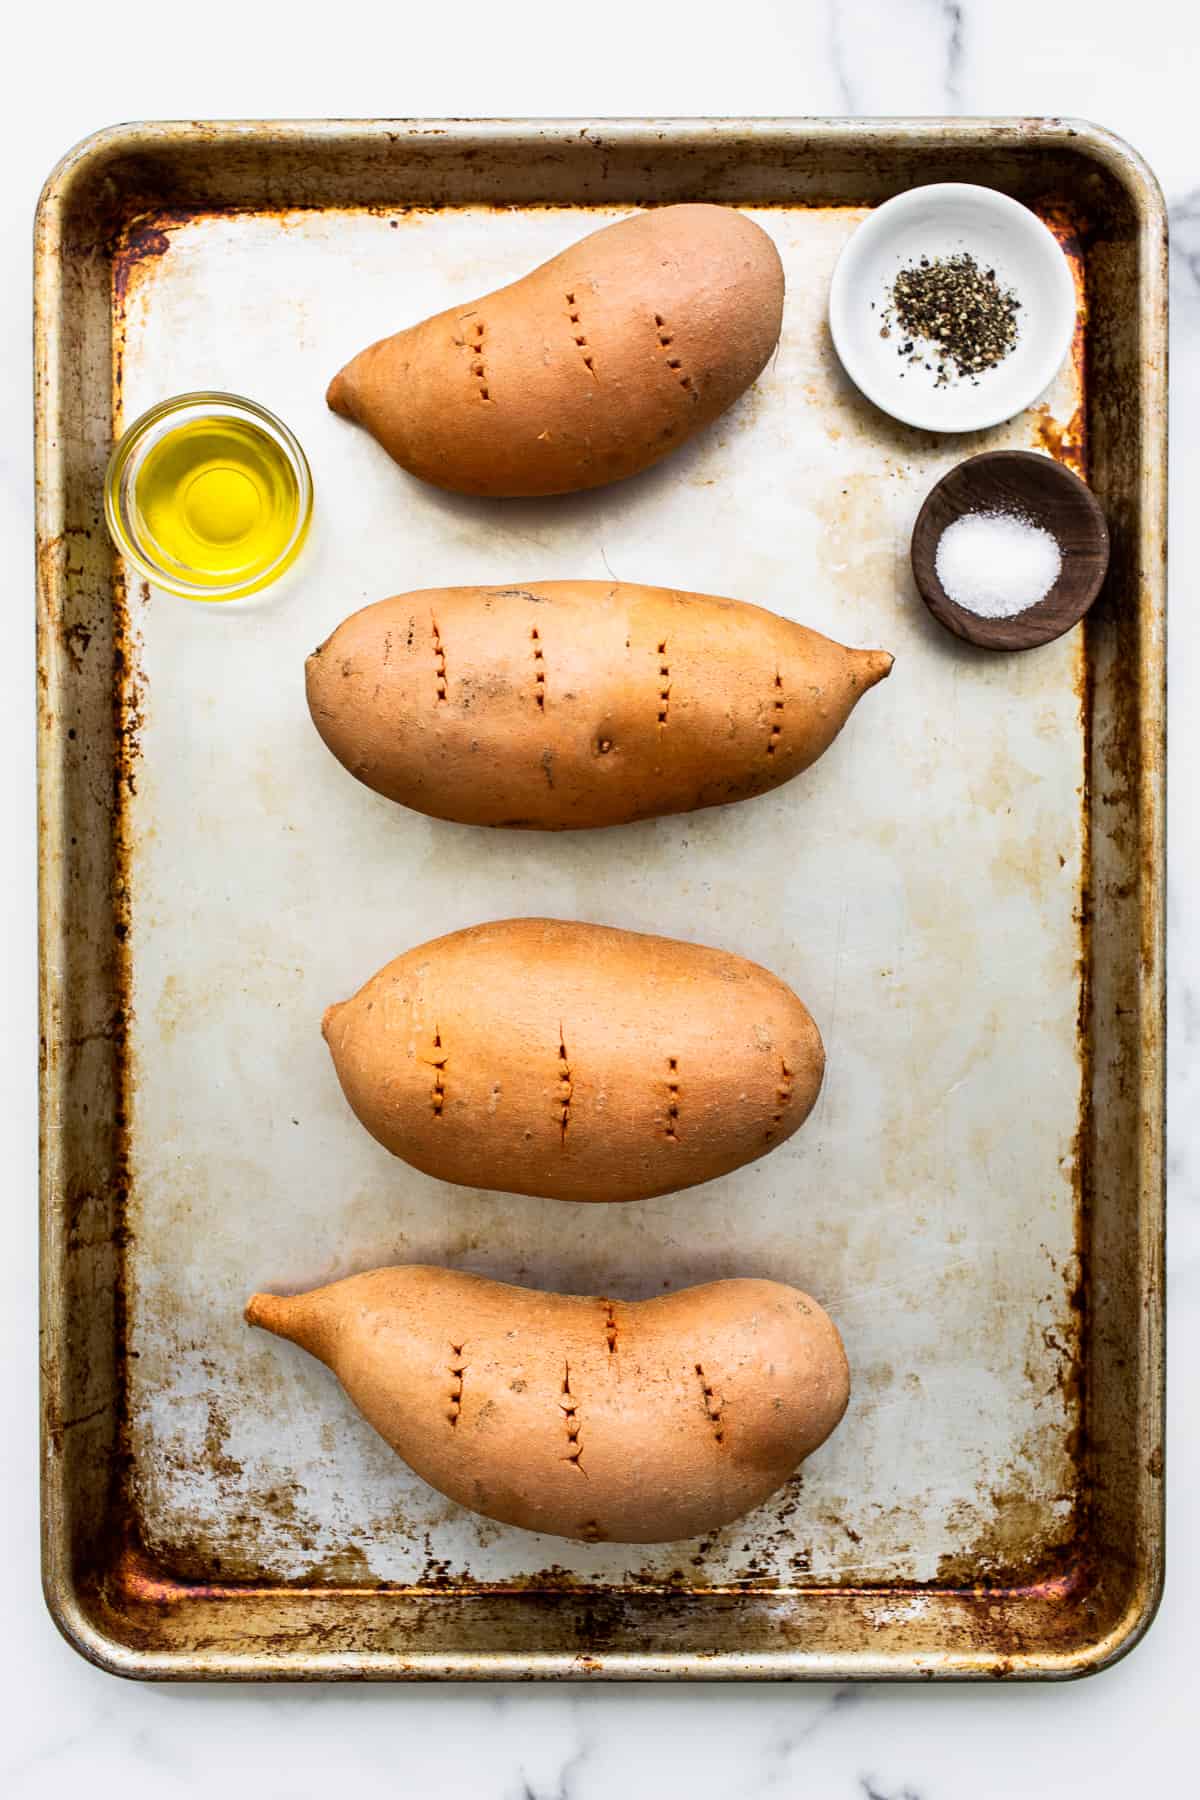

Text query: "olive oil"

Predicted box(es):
[106, 394, 312, 601]
[133, 416, 302, 596]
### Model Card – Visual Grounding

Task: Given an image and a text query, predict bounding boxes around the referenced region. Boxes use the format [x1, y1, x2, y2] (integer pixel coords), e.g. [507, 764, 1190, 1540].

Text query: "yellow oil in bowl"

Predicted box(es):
[106, 394, 312, 602]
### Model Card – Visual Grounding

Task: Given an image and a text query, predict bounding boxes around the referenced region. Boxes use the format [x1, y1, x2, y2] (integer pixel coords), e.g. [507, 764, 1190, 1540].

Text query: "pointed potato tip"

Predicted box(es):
[321, 1001, 342, 1042]
[325, 368, 351, 417]
[245, 1291, 290, 1335]
[246, 1287, 334, 1361]
[859, 648, 894, 689]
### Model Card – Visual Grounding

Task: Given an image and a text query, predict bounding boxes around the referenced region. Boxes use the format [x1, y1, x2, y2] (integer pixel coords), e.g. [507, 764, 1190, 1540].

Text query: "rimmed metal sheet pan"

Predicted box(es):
[35, 118, 1165, 1679]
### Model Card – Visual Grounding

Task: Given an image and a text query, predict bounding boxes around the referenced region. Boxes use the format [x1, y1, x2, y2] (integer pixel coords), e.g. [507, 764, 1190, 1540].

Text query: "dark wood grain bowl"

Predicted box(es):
[910, 450, 1110, 651]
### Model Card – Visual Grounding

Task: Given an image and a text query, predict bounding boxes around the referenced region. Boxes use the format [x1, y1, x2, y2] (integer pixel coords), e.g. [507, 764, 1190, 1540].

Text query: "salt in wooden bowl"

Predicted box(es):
[910, 450, 1110, 651]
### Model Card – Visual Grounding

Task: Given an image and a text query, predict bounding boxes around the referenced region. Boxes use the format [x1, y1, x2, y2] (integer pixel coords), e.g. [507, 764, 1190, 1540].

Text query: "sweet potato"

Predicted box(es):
[326, 205, 784, 496]
[246, 1267, 850, 1543]
[306, 581, 892, 829]
[322, 917, 824, 1202]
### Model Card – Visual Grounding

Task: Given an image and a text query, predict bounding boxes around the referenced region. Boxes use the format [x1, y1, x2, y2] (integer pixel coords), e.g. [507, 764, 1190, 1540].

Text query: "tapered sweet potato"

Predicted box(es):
[246, 1267, 850, 1543]
[326, 205, 784, 496]
[306, 582, 892, 829]
[322, 917, 824, 1202]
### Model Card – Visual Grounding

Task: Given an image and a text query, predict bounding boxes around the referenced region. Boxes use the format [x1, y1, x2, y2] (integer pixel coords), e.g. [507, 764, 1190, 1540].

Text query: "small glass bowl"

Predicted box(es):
[104, 391, 313, 602]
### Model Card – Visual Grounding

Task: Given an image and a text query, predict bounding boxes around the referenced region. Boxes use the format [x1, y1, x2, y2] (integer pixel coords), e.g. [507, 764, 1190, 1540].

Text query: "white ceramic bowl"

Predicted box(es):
[828, 183, 1077, 433]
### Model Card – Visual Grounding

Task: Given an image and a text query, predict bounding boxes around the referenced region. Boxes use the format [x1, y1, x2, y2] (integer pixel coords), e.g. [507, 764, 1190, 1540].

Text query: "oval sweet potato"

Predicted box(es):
[323, 918, 824, 1202]
[326, 205, 784, 496]
[306, 581, 892, 829]
[246, 1267, 850, 1543]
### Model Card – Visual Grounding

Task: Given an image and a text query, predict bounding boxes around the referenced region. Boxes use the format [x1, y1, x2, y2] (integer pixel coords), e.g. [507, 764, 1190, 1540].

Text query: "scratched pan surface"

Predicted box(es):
[35, 121, 1165, 1679]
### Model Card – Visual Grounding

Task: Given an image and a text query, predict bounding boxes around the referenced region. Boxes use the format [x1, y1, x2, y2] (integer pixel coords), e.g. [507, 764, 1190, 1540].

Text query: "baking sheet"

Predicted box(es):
[36, 119, 1165, 1678]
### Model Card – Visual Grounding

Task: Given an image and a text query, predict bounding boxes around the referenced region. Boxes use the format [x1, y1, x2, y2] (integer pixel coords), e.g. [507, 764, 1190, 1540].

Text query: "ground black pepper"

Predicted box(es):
[879, 253, 1020, 384]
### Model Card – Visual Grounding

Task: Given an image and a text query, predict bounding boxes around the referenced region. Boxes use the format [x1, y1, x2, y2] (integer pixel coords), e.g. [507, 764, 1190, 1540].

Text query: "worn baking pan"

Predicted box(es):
[36, 119, 1166, 1680]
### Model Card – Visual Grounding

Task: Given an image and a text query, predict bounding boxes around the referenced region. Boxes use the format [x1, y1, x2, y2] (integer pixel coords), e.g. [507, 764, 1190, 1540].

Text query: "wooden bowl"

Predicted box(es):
[910, 450, 1110, 651]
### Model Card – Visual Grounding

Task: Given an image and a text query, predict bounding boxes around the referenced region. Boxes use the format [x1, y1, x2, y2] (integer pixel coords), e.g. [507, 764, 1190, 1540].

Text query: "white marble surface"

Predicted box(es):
[1, 0, 1194, 1792]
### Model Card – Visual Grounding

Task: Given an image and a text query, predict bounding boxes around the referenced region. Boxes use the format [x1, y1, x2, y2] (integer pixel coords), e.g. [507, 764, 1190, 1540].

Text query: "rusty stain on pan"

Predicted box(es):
[1034, 202, 1091, 480]
[36, 118, 1165, 1680]
[112, 211, 189, 307]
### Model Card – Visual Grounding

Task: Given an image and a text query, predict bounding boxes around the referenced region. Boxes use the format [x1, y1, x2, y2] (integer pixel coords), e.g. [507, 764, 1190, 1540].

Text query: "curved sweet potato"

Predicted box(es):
[246, 1267, 850, 1543]
[326, 205, 784, 496]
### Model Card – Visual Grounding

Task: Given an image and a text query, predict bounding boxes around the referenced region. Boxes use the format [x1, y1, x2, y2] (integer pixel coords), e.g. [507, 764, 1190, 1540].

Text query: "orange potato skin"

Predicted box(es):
[326, 205, 785, 497]
[306, 582, 893, 830]
[246, 1268, 850, 1543]
[322, 918, 825, 1203]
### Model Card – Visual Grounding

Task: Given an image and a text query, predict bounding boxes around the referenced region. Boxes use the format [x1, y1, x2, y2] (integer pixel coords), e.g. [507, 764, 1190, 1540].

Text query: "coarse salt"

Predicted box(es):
[935, 510, 1062, 619]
